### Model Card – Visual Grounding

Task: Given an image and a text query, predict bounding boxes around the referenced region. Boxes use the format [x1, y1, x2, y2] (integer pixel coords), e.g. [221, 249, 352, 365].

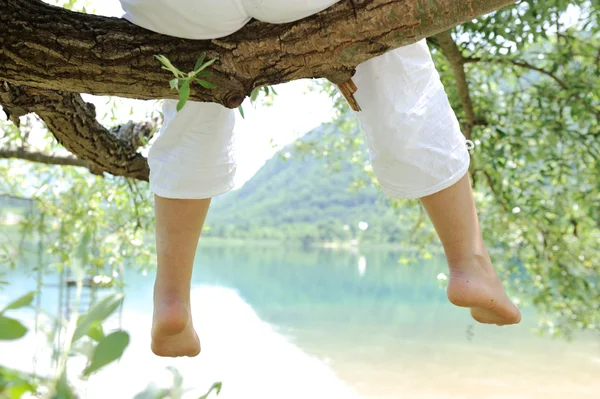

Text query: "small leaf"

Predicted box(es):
[195, 71, 212, 78]
[196, 80, 216, 89]
[133, 384, 170, 399]
[0, 316, 28, 340]
[72, 293, 124, 343]
[250, 88, 260, 103]
[55, 372, 77, 399]
[169, 78, 179, 90]
[167, 366, 183, 389]
[4, 380, 35, 398]
[155, 55, 183, 77]
[238, 105, 245, 119]
[83, 331, 130, 376]
[271, 86, 278, 95]
[87, 322, 105, 342]
[196, 57, 217, 72]
[194, 54, 207, 72]
[198, 382, 222, 399]
[177, 81, 191, 112]
[1, 291, 35, 314]
[263, 87, 270, 95]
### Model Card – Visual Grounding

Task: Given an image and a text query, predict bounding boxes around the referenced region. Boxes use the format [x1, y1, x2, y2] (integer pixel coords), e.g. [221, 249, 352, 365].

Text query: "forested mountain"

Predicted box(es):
[205, 124, 411, 245]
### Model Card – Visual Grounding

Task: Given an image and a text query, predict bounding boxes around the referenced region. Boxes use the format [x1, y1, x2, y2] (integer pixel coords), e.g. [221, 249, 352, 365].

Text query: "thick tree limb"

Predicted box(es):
[0, 0, 516, 181]
[0, 82, 151, 180]
[1, 0, 516, 108]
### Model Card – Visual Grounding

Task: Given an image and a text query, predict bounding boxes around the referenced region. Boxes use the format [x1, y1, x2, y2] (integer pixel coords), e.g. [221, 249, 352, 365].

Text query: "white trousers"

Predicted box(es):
[121, 0, 470, 199]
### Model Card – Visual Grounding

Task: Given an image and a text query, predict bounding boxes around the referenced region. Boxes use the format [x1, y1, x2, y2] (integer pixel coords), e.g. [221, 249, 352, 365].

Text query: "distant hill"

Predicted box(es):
[205, 124, 411, 245]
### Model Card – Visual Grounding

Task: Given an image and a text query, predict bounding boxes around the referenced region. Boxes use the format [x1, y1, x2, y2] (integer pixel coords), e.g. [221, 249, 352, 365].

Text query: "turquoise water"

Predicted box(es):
[1, 245, 599, 399]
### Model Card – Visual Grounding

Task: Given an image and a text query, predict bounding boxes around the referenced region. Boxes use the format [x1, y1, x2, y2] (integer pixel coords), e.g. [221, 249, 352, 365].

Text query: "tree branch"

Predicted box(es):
[0, 0, 517, 181]
[1, 82, 151, 180]
[1, 0, 517, 108]
[0, 147, 89, 168]
[464, 57, 569, 90]
[433, 30, 486, 140]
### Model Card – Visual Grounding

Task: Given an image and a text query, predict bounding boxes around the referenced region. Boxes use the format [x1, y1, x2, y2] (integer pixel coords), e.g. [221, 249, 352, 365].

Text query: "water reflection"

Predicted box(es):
[1, 245, 599, 398]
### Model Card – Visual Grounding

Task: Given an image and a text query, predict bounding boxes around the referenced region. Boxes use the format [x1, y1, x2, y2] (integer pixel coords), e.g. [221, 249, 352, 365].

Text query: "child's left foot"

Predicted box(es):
[151, 298, 201, 357]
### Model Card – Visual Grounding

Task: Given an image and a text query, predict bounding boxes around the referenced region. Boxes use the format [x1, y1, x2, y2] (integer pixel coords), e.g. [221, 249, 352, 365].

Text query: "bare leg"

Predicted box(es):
[151, 195, 211, 357]
[420, 174, 521, 325]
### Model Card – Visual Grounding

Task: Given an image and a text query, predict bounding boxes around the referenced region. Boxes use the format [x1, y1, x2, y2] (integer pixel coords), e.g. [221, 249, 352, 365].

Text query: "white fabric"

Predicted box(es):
[121, 0, 470, 199]
[353, 40, 470, 198]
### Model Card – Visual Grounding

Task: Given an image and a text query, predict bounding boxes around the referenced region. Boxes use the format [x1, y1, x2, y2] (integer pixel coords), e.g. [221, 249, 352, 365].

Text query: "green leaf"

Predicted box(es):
[133, 384, 170, 399]
[250, 88, 260, 103]
[155, 55, 183, 77]
[195, 57, 217, 72]
[0, 366, 35, 397]
[194, 54, 207, 72]
[72, 293, 124, 343]
[55, 371, 77, 399]
[271, 86, 278, 95]
[196, 80, 216, 89]
[238, 105, 245, 119]
[5, 381, 35, 398]
[83, 331, 130, 376]
[87, 322, 105, 342]
[177, 81, 191, 112]
[0, 316, 27, 341]
[167, 367, 183, 390]
[1, 291, 35, 314]
[198, 382, 222, 399]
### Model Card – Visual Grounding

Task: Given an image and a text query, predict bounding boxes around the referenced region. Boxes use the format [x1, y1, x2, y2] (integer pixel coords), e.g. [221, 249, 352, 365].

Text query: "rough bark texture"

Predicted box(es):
[0, 0, 517, 181]
[1, 0, 516, 107]
[1, 82, 153, 180]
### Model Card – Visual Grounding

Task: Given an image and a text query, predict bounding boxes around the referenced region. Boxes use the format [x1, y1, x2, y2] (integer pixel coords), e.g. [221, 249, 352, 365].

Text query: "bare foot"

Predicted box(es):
[447, 255, 521, 326]
[151, 298, 201, 357]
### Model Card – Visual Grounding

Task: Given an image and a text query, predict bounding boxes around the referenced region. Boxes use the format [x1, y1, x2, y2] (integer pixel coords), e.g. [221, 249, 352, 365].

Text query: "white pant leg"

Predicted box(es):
[148, 101, 236, 199]
[241, 0, 340, 23]
[119, 0, 342, 199]
[353, 40, 471, 199]
[121, 0, 250, 39]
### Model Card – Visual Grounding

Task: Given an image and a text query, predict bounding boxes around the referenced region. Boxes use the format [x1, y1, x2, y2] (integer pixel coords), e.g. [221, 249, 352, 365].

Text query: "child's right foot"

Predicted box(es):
[446, 254, 521, 326]
[151, 298, 201, 357]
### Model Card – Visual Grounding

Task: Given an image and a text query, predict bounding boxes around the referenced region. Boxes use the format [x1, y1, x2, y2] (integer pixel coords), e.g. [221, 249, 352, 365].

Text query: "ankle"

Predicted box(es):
[154, 285, 190, 305]
[446, 250, 489, 272]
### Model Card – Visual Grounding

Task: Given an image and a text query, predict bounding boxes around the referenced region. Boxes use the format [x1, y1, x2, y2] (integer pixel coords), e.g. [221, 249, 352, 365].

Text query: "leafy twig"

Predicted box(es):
[155, 54, 218, 112]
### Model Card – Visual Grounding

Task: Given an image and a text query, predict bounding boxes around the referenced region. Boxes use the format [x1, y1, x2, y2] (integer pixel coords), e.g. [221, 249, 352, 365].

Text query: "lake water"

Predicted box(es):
[1, 245, 599, 399]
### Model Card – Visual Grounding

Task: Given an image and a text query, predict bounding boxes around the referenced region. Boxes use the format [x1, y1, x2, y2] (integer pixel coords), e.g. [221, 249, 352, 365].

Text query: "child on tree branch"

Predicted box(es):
[120, 0, 521, 358]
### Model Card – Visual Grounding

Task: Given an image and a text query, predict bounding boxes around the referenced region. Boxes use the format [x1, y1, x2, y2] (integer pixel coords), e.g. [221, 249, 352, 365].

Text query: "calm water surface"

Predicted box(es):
[1, 245, 599, 399]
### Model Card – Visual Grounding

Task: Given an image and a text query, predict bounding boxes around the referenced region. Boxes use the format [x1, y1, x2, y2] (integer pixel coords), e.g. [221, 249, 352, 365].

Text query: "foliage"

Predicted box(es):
[205, 124, 432, 250]
[155, 54, 218, 112]
[0, 289, 129, 398]
[1, 5, 599, 398]
[300, 0, 600, 336]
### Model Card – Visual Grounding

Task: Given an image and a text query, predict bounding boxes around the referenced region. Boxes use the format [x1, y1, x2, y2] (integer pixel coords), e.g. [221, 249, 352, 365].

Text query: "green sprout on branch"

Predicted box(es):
[155, 54, 218, 112]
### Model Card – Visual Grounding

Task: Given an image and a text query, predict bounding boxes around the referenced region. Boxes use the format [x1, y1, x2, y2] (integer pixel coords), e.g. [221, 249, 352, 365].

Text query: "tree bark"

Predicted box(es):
[1, 0, 516, 108]
[0, 0, 516, 181]
[1, 82, 154, 180]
